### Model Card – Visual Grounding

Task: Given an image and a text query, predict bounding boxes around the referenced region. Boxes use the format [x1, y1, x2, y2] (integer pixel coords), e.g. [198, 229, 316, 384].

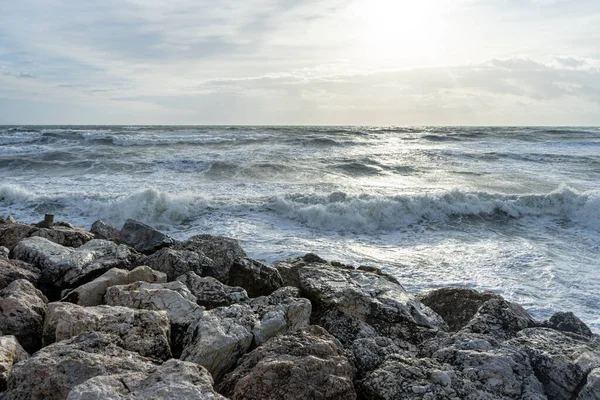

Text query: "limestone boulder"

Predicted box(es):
[3, 332, 157, 400]
[66, 359, 227, 400]
[228, 257, 283, 297]
[460, 298, 536, 340]
[89, 220, 120, 242]
[0, 258, 40, 290]
[0, 280, 48, 353]
[29, 225, 95, 248]
[218, 325, 356, 400]
[176, 271, 248, 309]
[543, 311, 593, 338]
[140, 248, 215, 281]
[43, 302, 171, 360]
[0, 336, 28, 391]
[0, 221, 35, 250]
[119, 219, 175, 254]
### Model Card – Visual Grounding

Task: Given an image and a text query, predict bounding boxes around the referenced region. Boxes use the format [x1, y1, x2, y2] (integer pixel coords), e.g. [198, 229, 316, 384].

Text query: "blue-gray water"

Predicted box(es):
[1, 125, 599, 331]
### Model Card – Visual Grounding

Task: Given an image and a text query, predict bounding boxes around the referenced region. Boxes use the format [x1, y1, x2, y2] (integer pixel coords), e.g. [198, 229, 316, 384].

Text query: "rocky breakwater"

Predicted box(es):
[0, 216, 598, 400]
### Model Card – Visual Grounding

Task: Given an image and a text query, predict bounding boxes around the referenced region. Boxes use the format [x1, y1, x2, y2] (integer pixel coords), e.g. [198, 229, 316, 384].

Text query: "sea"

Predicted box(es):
[1, 125, 599, 331]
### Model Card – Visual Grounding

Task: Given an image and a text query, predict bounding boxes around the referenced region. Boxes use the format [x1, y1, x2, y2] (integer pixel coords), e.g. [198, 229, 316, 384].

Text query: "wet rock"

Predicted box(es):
[119, 219, 175, 254]
[0, 280, 48, 353]
[43, 302, 171, 360]
[460, 298, 536, 340]
[66, 359, 227, 400]
[176, 271, 248, 309]
[89, 220, 121, 242]
[578, 368, 600, 400]
[0, 258, 40, 290]
[418, 286, 502, 332]
[507, 327, 600, 400]
[30, 225, 95, 248]
[140, 248, 215, 281]
[218, 325, 356, 400]
[61, 266, 166, 306]
[174, 234, 247, 283]
[12, 237, 139, 298]
[3, 332, 157, 400]
[544, 311, 593, 338]
[228, 257, 283, 297]
[0, 336, 28, 391]
[0, 222, 35, 250]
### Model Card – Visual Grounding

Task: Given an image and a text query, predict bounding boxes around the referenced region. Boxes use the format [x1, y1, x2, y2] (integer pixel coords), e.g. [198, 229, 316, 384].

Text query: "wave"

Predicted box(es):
[268, 187, 600, 232]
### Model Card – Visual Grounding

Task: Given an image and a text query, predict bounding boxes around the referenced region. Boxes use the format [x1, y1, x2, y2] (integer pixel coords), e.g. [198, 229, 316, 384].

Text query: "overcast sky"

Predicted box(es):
[1, 0, 599, 125]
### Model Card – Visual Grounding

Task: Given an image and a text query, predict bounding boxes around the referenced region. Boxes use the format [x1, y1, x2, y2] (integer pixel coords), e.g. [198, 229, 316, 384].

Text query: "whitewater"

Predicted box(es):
[1, 125, 599, 331]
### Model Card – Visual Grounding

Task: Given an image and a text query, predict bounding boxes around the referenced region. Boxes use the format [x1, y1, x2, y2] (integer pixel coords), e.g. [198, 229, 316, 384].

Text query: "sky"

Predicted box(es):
[1, 0, 599, 125]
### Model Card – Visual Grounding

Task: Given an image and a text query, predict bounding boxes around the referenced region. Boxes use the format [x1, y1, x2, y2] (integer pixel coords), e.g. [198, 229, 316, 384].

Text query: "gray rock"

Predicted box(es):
[0, 280, 48, 353]
[460, 298, 536, 340]
[218, 325, 356, 400]
[3, 332, 157, 400]
[119, 219, 175, 254]
[0, 222, 35, 251]
[0, 247, 8, 260]
[0, 258, 40, 290]
[61, 266, 167, 306]
[43, 302, 172, 360]
[90, 220, 121, 242]
[272, 253, 328, 288]
[29, 225, 95, 248]
[66, 359, 227, 400]
[12, 237, 139, 298]
[418, 287, 502, 332]
[140, 248, 215, 281]
[176, 271, 248, 309]
[507, 328, 600, 400]
[544, 311, 593, 338]
[228, 257, 283, 297]
[0, 336, 28, 391]
[578, 368, 600, 400]
[351, 336, 410, 377]
[174, 234, 247, 283]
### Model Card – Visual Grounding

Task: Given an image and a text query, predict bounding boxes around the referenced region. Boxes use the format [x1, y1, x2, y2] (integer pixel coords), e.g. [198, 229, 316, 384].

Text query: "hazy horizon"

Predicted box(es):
[1, 0, 599, 125]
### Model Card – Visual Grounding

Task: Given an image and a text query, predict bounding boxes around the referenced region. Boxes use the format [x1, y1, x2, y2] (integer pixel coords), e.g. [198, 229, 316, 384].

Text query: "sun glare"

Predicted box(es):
[352, 0, 450, 65]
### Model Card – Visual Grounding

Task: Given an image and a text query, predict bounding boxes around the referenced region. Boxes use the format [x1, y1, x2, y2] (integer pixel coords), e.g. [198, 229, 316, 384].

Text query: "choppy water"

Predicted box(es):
[1, 125, 599, 331]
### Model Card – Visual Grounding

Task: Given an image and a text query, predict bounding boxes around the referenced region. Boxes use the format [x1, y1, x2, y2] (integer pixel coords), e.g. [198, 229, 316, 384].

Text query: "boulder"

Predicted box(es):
[0, 247, 8, 259]
[507, 328, 600, 400]
[543, 311, 593, 338]
[0, 222, 35, 250]
[0, 336, 28, 391]
[578, 368, 600, 400]
[29, 225, 95, 248]
[351, 336, 410, 377]
[12, 237, 139, 298]
[176, 272, 249, 309]
[43, 302, 172, 360]
[61, 266, 166, 306]
[460, 298, 536, 340]
[140, 248, 215, 281]
[228, 258, 283, 297]
[119, 219, 175, 254]
[66, 359, 227, 400]
[181, 287, 311, 382]
[89, 220, 120, 242]
[174, 234, 247, 283]
[3, 332, 157, 400]
[0, 280, 48, 353]
[272, 253, 328, 288]
[218, 325, 356, 400]
[281, 257, 447, 348]
[418, 287, 502, 332]
[0, 258, 40, 290]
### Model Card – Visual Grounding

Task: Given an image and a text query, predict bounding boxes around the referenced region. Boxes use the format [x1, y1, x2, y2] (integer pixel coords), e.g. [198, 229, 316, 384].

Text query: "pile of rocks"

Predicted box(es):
[0, 217, 598, 399]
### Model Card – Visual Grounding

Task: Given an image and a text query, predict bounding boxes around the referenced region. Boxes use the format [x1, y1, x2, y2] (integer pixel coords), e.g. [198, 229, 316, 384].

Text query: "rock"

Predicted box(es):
[66, 359, 227, 400]
[12, 237, 139, 298]
[176, 271, 248, 309]
[30, 225, 95, 248]
[460, 298, 536, 340]
[0, 336, 28, 391]
[228, 257, 283, 297]
[119, 219, 175, 254]
[3, 332, 157, 400]
[0, 247, 8, 259]
[0, 258, 40, 290]
[0, 280, 48, 353]
[351, 336, 409, 377]
[43, 302, 172, 360]
[544, 311, 593, 338]
[418, 287, 502, 332]
[272, 253, 328, 288]
[140, 248, 215, 281]
[61, 266, 166, 306]
[288, 259, 447, 348]
[89, 220, 120, 242]
[507, 327, 600, 400]
[181, 287, 311, 382]
[218, 325, 356, 400]
[174, 234, 247, 283]
[578, 368, 600, 400]
[0, 222, 35, 251]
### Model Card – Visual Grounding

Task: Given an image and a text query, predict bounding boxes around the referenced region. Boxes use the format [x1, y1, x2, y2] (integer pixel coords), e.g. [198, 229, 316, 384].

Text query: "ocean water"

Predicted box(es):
[1, 125, 599, 331]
